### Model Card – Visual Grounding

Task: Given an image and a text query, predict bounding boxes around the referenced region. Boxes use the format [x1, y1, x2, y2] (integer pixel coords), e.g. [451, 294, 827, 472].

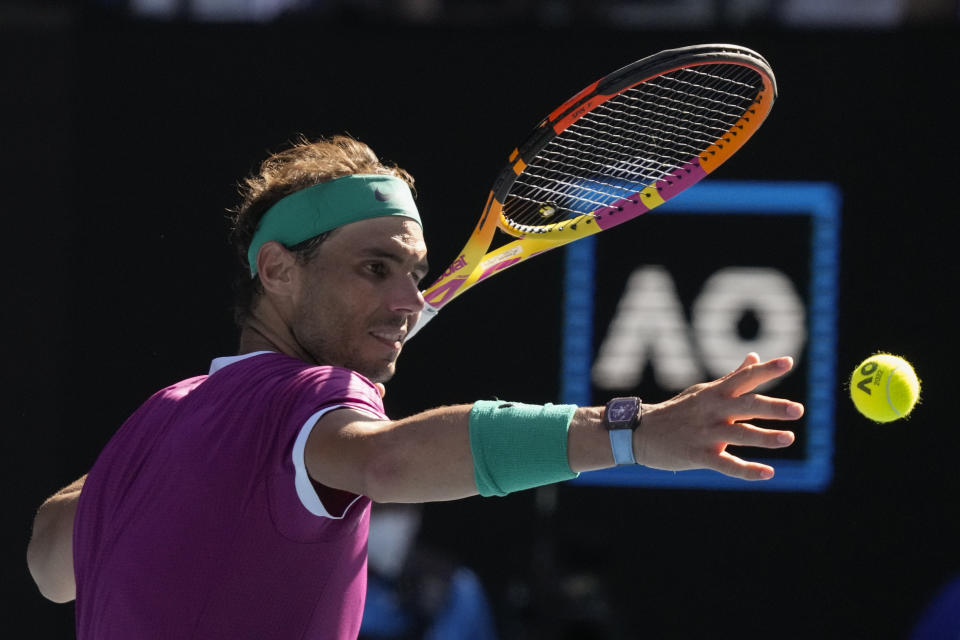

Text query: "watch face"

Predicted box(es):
[607, 398, 638, 426]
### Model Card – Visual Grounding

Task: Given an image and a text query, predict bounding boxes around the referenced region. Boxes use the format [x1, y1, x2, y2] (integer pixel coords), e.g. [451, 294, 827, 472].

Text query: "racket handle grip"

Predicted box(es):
[406, 304, 439, 341]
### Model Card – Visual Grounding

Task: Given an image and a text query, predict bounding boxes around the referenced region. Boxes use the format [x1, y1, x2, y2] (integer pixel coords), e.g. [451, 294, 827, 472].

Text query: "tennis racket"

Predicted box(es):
[407, 43, 777, 339]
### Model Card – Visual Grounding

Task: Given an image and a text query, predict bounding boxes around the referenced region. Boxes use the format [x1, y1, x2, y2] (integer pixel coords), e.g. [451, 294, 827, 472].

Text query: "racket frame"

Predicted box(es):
[409, 44, 777, 338]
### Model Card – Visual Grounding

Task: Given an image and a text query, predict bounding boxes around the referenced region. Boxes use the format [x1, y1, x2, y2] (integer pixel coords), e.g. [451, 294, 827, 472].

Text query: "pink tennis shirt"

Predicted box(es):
[73, 352, 386, 639]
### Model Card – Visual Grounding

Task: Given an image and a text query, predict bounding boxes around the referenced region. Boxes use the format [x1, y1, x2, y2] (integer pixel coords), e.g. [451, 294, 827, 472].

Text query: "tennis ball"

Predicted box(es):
[849, 354, 920, 423]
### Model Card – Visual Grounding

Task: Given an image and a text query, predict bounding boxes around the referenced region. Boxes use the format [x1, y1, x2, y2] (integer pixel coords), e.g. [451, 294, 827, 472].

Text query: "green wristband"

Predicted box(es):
[469, 400, 579, 497]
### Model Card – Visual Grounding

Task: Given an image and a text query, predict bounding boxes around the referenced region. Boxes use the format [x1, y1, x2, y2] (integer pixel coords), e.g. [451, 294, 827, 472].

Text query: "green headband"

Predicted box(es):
[247, 174, 421, 277]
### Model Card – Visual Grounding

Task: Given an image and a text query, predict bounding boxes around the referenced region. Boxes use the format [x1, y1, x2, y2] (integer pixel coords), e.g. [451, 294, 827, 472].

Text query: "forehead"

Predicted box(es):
[329, 216, 427, 258]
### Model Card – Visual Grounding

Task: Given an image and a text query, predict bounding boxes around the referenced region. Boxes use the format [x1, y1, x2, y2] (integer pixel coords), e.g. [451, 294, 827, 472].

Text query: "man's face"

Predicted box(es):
[289, 216, 428, 383]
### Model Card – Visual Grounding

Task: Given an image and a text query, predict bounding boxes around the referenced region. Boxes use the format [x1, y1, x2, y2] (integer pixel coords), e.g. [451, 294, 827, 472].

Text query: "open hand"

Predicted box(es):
[635, 352, 803, 480]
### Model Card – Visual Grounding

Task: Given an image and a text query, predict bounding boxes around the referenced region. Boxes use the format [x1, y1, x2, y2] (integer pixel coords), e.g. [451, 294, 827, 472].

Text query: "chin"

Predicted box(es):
[356, 360, 397, 384]
[370, 366, 397, 384]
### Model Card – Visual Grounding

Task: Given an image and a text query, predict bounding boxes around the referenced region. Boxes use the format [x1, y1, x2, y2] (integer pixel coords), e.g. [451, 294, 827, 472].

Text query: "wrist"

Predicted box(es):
[631, 400, 666, 468]
[631, 402, 645, 465]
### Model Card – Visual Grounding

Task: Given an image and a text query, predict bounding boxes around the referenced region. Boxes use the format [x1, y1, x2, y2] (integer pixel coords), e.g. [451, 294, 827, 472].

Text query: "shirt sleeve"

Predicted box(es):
[292, 404, 381, 519]
[285, 366, 386, 519]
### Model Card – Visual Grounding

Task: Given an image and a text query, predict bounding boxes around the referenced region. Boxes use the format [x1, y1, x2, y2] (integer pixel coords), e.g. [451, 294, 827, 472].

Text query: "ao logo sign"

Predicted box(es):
[561, 182, 841, 492]
[592, 265, 805, 393]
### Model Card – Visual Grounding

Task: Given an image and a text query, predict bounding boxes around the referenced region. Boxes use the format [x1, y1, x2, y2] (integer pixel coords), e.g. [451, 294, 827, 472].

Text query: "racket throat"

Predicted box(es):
[406, 304, 439, 340]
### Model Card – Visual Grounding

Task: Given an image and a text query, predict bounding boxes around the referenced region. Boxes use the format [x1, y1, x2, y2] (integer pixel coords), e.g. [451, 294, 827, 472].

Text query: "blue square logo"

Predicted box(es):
[562, 181, 841, 491]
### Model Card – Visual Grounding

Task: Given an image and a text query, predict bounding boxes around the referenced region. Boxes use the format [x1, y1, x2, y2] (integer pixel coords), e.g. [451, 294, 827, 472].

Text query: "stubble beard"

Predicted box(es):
[292, 324, 399, 384]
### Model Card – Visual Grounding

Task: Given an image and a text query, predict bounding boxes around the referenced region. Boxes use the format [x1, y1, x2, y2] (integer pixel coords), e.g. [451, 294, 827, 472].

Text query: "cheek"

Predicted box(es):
[295, 287, 339, 336]
[309, 290, 366, 334]
[295, 268, 380, 335]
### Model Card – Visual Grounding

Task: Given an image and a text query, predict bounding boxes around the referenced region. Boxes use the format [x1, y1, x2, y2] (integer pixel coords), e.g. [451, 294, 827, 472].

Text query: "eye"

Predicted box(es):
[366, 262, 388, 277]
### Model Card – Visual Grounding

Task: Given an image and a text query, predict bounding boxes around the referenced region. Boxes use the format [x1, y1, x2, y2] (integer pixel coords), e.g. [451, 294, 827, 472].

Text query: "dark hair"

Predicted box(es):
[227, 134, 415, 326]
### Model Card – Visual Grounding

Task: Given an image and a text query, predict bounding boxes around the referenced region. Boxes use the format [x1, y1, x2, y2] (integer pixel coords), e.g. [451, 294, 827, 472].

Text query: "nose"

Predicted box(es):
[390, 275, 426, 316]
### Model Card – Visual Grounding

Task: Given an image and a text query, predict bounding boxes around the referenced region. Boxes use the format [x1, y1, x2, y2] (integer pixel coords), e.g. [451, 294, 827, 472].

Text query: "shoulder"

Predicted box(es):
[212, 353, 375, 392]
[289, 363, 383, 410]
[214, 353, 385, 417]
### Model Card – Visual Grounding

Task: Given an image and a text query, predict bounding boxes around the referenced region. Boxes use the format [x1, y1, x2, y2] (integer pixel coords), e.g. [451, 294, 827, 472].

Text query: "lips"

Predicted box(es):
[370, 329, 405, 347]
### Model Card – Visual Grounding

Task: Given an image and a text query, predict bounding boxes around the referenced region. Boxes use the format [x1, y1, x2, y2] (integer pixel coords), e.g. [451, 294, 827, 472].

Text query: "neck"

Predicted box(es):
[238, 302, 316, 365]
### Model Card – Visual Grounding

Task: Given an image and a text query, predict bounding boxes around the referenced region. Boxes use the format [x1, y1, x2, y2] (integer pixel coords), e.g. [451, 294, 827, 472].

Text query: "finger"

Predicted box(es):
[725, 356, 794, 397]
[731, 394, 805, 421]
[732, 352, 760, 374]
[375, 383, 386, 398]
[725, 422, 795, 449]
[712, 450, 776, 481]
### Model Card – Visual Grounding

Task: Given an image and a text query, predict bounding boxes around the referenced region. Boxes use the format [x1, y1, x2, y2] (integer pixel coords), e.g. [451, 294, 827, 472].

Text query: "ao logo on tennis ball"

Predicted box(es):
[592, 266, 806, 392]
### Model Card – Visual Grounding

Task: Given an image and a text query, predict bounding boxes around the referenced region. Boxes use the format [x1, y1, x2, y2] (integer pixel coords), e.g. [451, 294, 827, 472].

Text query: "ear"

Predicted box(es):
[256, 241, 298, 296]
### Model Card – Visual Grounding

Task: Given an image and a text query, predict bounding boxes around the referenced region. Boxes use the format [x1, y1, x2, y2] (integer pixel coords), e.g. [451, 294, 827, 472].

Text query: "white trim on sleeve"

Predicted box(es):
[293, 405, 380, 519]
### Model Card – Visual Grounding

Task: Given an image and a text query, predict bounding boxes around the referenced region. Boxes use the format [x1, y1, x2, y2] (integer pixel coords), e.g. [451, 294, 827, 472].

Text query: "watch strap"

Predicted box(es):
[609, 428, 636, 465]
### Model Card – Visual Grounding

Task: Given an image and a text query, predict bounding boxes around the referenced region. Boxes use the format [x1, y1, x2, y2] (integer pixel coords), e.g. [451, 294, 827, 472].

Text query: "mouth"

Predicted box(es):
[370, 328, 406, 350]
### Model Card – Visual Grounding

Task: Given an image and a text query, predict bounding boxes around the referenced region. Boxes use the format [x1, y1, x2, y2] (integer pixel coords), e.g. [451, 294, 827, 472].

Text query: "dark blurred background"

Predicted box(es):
[4, 0, 959, 637]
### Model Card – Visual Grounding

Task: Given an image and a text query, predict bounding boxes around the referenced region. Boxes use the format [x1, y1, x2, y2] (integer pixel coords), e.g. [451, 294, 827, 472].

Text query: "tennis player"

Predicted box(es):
[27, 135, 803, 639]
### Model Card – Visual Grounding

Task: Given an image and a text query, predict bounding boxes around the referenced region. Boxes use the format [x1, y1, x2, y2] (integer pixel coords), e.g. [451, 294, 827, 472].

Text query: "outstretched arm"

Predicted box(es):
[27, 475, 85, 603]
[306, 353, 802, 503]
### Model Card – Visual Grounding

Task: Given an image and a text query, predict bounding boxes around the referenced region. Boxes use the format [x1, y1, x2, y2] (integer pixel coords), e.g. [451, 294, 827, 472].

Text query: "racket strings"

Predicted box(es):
[650, 68, 760, 117]
[506, 189, 612, 214]
[550, 124, 696, 178]
[507, 125, 671, 221]
[566, 119, 710, 172]
[503, 64, 764, 229]
[511, 177, 622, 210]
[591, 68, 761, 140]
[528, 145, 654, 197]
[592, 94, 743, 145]
[511, 142, 657, 209]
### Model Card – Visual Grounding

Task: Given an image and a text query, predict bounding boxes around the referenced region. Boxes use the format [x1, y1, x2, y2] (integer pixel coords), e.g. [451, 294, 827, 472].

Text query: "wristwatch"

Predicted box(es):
[603, 397, 642, 465]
